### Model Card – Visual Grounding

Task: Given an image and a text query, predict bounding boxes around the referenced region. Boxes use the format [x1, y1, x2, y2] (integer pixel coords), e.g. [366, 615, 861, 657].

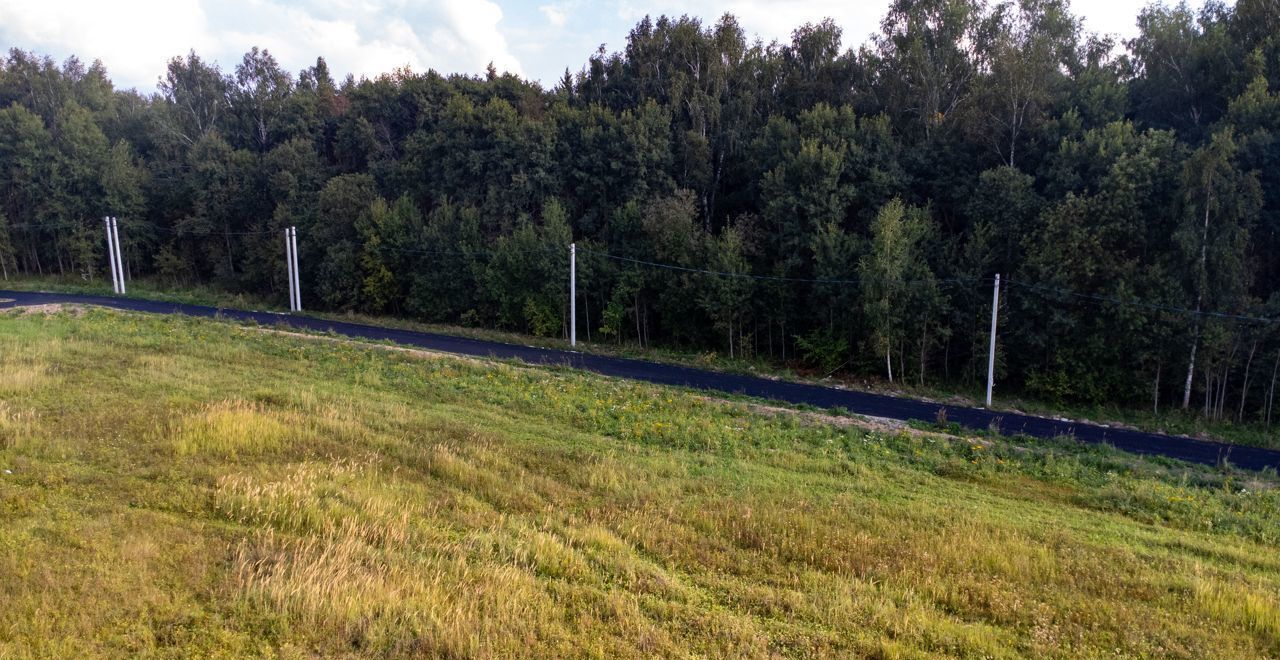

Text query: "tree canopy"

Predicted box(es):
[2, 0, 1279, 422]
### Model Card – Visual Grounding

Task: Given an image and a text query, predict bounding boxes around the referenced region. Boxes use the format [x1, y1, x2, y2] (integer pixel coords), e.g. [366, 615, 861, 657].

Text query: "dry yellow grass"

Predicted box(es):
[0, 337, 50, 395]
[172, 400, 294, 457]
[1194, 576, 1280, 641]
[0, 365, 44, 394]
[1, 309, 1278, 657]
[0, 401, 37, 450]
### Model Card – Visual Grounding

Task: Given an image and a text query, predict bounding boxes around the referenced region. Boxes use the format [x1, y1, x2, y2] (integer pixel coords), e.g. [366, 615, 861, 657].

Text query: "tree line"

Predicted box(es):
[1, 0, 1278, 423]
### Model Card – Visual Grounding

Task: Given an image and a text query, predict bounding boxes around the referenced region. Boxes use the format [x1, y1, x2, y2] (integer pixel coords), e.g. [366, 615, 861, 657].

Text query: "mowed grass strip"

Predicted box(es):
[0, 308, 1278, 658]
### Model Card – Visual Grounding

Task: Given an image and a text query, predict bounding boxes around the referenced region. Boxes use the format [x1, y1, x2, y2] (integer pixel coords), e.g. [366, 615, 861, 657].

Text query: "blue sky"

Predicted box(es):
[0, 0, 1219, 93]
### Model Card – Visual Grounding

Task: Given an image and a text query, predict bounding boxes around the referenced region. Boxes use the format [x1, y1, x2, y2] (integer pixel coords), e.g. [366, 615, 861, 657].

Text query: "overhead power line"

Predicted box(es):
[147, 225, 277, 236]
[6, 220, 85, 231]
[580, 248, 974, 288]
[1006, 278, 1277, 325]
[9, 215, 1275, 325]
[372, 243, 560, 257]
[6, 219, 279, 236]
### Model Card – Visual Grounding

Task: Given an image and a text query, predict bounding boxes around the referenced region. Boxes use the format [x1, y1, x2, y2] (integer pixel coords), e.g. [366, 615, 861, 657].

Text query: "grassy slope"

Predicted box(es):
[3, 275, 1274, 450]
[1, 308, 1278, 657]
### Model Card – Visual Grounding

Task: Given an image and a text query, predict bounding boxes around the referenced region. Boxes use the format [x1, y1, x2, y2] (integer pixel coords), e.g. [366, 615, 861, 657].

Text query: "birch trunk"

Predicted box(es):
[1238, 340, 1256, 422]
[1218, 343, 1236, 420]
[1266, 350, 1279, 428]
[919, 326, 928, 387]
[1182, 337, 1199, 409]
[1184, 203, 1212, 410]
[223, 223, 235, 276]
[899, 341, 906, 388]
[1203, 366, 1211, 418]
[1153, 362, 1161, 416]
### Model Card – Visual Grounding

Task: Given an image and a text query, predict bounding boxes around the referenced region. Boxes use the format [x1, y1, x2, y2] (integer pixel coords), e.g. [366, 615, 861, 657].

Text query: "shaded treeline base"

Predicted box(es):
[5, 288, 1280, 466]
[1, 0, 1279, 421]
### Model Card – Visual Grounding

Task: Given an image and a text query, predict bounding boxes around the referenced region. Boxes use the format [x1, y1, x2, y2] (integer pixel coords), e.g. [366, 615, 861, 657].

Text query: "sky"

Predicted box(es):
[0, 0, 1219, 93]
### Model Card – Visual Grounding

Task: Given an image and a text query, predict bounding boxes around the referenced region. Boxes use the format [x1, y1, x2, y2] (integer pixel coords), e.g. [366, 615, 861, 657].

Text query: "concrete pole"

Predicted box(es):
[986, 273, 1001, 408]
[569, 242, 576, 347]
[104, 217, 119, 294]
[290, 227, 301, 312]
[284, 227, 296, 312]
[112, 218, 125, 294]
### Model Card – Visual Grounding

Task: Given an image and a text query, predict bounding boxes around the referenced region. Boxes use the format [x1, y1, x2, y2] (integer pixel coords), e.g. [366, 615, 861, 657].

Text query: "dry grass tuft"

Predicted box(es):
[227, 485, 568, 656]
[0, 365, 44, 394]
[172, 400, 293, 457]
[1195, 576, 1280, 647]
[0, 303, 87, 317]
[0, 340, 51, 394]
[233, 529, 545, 656]
[214, 459, 417, 546]
[0, 401, 38, 449]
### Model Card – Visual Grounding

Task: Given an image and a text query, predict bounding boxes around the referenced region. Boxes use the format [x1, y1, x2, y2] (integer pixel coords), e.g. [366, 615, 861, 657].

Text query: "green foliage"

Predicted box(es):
[313, 174, 378, 310]
[794, 326, 849, 374]
[152, 243, 190, 285]
[0, 0, 1278, 420]
[483, 198, 571, 336]
[699, 223, 752, 357]
[860, 199, 944, 383]
[405, 198, 484, 322]
[357, 195, 421, 314]
[0, 102, 54, 231]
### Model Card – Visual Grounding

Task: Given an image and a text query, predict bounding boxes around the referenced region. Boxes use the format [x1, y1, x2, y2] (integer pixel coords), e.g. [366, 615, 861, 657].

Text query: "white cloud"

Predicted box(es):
[0, 0, 1223, 91]
[1069, 0, 1163, 41]
[0, 0, 213, 89]
[614, 0, 886, 48]
[610, 0, 1218, 51]
[540, 4, 568, 28]
[435, 0, 523, 74]
[0, 0, 524, 91]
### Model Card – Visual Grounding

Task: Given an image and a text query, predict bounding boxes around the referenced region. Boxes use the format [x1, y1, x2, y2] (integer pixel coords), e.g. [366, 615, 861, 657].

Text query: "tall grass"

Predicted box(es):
[173, 400, 293, 457]
[1, 307, 1278, 657]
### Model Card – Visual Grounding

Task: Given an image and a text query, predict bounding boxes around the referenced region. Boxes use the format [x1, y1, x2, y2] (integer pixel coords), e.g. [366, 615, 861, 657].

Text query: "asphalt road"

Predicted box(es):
[4, 288, 1278, 472]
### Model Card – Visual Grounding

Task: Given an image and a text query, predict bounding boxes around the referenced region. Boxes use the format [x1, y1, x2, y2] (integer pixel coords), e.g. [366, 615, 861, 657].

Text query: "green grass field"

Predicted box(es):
[1, 307, 1278, 657]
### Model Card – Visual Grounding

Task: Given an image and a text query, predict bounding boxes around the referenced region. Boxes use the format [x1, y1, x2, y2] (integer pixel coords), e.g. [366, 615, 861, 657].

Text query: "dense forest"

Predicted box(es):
[1, 0, 1278, 421]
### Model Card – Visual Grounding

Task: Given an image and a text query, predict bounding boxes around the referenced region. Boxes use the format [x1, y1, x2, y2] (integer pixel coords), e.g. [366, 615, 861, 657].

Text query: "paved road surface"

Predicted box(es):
[3, 289, 1277, 471]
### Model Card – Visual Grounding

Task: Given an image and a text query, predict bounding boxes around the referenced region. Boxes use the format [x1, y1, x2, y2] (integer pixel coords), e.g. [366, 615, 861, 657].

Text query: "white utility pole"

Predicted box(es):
[283, 228, 292, 311]
[112, 217, 125, 294]
[290, 226, 301, 312]
[986, 273, 1001, 408]
[284, 227, 297, 312]
[104, 217, 119, 294]
[569, 242, 577, 347]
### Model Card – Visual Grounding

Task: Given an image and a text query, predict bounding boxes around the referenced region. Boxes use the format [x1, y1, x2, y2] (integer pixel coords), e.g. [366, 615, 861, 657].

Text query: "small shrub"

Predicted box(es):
[794, 328, 848, 375]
